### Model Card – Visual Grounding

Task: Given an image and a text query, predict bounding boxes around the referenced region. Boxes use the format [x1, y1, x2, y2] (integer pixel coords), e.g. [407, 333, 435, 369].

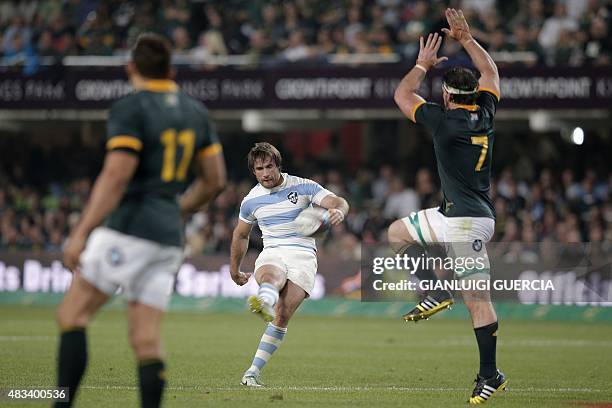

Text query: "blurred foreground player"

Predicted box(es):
[56, 33, 226, 407]
[230, 142, 349, 386]
[389, 9, 507, 404]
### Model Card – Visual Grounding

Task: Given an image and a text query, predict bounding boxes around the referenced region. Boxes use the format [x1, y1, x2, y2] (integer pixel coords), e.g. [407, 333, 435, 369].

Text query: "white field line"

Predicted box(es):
[0, 336, 54, 341]
[2, 336, 611, 348]
[426, 338, 612, 348]
[77, 385, 608, 393]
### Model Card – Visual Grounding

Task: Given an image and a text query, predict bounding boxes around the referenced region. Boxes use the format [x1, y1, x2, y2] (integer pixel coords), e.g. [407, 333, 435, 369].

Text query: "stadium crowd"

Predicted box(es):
[1, 0, 610, 71]
[1, 162, 610, 257]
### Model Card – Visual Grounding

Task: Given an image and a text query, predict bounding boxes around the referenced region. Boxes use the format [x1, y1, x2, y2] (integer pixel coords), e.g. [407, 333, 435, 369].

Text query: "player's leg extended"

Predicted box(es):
[463, 286, 507, 404]
[242, 280, 306, 387]
[387, 213, 453, 322]
[128, 302, 166, 408]
[55, 272, 111, 408]
[248, 264, 286, 322]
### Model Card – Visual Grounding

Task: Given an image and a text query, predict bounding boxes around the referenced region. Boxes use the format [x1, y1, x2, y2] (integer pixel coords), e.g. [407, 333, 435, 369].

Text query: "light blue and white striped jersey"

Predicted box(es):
[239, 173, 335, 253]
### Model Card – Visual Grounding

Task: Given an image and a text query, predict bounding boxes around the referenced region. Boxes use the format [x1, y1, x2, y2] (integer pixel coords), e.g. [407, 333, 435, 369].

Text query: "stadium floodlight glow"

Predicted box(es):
[528, 111, 552, 132]
[242, 110, 263, 133]
[571, 127, 584, 145]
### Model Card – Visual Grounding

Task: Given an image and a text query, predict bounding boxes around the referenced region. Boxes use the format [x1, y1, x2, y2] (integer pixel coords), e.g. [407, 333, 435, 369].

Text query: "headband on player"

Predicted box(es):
[442, 82, 478, 95]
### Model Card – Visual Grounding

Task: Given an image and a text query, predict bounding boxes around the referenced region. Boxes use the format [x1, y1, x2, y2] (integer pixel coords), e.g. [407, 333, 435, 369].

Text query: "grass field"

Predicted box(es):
[1, 305, 612, 407]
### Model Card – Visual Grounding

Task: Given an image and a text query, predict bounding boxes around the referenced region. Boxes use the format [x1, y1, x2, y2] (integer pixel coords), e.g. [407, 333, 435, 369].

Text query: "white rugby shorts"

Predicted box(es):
[80, 227, 183, 310]
[401, 207, 495, 278]
[254, 247, 318, 295]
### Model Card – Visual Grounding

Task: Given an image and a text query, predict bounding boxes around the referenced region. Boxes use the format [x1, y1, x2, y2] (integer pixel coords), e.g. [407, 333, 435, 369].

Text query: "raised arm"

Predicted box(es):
[442, 8, 500, 97]
[229, 219, 253, 285]
[394, 33, 448, 122]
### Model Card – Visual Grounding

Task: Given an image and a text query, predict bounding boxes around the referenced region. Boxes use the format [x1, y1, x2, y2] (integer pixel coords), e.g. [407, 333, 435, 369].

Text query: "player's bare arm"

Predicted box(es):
[442, 8, 500, 97]
[229, 219, 254, 285]
[319, 195, 349, 226]
[63, 151, 138, 271]
[394, 32, 448, 122]
[179, 149, 227, 218]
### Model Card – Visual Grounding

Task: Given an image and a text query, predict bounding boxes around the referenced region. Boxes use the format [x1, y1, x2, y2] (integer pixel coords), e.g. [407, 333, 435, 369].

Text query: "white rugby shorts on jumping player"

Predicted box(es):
[79, 227, 183, 310]
[401, 207, 494, 278]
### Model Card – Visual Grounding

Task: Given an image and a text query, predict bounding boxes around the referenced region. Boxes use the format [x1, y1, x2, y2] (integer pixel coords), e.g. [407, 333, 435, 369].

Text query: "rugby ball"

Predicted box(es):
[294, 207, 331, 237]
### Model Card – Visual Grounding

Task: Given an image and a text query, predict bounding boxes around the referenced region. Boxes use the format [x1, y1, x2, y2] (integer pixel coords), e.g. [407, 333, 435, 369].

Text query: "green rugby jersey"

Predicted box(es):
[412, 88, 500, 219]
[105, 80, 221, 247]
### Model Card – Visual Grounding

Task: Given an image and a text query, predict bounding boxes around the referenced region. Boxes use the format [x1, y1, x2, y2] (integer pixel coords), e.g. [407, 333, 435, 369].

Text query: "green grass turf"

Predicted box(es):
[1, 305, 611, 407]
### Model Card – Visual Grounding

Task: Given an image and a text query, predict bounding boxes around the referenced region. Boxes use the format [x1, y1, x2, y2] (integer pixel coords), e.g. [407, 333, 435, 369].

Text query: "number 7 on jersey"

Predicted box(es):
[470, 136, 488, 172]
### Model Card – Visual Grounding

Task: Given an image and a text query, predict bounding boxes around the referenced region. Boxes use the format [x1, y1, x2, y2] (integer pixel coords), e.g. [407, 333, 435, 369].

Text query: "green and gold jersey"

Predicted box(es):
[105, 80, 221, 247]
[413, 88, 500, 219]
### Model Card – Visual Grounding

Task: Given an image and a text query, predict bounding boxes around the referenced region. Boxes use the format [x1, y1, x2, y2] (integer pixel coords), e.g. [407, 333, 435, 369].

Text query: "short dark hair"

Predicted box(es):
[247, 142, 282, 172]
[443, 67, 479, 105]
[131, 33, 172, 79]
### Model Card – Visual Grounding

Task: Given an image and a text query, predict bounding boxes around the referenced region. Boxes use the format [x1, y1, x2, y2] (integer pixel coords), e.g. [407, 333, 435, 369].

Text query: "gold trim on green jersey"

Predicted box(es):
[107, 136, 143, 152]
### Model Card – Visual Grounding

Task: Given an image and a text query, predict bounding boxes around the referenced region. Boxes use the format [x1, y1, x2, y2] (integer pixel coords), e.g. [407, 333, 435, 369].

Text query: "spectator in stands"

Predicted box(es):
[397, 0, 430, 60]
[369, 26, 394, 55]
[313, 26, 336, 57]
[259, 3, 285, 48]
[509, 25, 545, 65]
[171, 26, 191, 55]
[37, 29, 61, 62]
[2, 32, 39, 75]
[2, 16, 32, 54]
[486, 29, 511, 54]
[372, 164, 393, 204]
[462, 0, 496, 16]
[47, 13, 77, 56]
[350, 29, 373, 54]
[0, 2, 16, 27]
[538, 2, 579, 54]
[281, 29, 311, 61]
[126, 5, 156, 48]
[160, 0, 190, 37]
[281, 2, 311, 43]
[77, 6, 115, 56]
[190, 31, 212, 63]
[344, 6, 365, 49]
[579, 0, 608, 28]
[554, 28, 582, 65]
[415, 168, 437, 209]
[1, 0, 608, 66]
[510, 0, 546, 44]
[245, 29, 274, 64]
[383, 176, 419, 220]
[226, 8, 252, 54]
[36, 0, 63, 26]
[582, 17, 611, 66]
[330, 25, 350, 54]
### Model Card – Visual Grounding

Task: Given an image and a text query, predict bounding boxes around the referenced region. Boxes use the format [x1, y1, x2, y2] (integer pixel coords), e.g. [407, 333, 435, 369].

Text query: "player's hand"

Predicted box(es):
[231, 270, 252, 286]
[63, 232, 87, 272]
[327, 208, 345, 226]
[416, 32, 448, 70]
[442, 8, 472, 43]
